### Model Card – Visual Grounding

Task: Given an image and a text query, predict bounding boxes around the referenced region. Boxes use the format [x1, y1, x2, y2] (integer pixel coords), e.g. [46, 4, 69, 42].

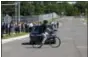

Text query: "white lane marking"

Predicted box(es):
[2, 34, 29, 44]
[76, 46, 87, 49]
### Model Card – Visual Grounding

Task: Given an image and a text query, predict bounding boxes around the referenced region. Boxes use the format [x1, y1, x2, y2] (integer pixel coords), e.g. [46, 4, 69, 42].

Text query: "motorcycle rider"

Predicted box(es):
[39, 20, 49, 47]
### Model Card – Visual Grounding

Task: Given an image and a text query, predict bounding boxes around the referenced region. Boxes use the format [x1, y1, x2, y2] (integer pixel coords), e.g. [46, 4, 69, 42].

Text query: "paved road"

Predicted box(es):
[2, 16, 87, 57]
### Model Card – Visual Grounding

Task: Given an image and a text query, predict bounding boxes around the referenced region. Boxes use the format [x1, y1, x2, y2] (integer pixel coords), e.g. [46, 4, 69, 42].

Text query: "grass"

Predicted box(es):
[2, 32, 28, 39]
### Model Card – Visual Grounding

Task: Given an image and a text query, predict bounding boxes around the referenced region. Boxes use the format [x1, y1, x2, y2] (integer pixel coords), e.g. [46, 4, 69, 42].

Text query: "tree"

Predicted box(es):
[74, 2, 88, 14]
[1, 1, 15, 16]
[2, 1, 88, 16]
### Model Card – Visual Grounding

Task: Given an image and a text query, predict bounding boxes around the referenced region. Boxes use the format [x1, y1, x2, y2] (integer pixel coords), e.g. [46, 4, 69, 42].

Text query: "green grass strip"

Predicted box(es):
[2, 32, 28, 39]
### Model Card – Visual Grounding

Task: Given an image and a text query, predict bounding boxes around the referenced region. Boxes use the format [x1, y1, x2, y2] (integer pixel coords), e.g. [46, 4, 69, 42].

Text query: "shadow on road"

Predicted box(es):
[21, 42, 51, 49]
[25, 46, 50, 49]
[21, 42, 30, 45]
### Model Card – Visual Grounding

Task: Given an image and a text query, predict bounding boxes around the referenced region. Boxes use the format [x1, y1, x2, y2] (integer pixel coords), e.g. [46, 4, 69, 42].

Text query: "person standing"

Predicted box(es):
[8, 23, 11, 35]
[15, 23, 19, 34]
[18, 23, 21, 33]
[51, 21, 55, 29]
[28, 22, 34, 32]
[24, 23, 28, 32]
[1, 23, 5, 38]
[57, 21, 59, 28]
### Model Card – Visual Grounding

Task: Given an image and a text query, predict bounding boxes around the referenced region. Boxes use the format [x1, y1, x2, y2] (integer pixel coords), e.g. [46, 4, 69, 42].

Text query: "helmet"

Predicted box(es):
[43, 20, 48, 24]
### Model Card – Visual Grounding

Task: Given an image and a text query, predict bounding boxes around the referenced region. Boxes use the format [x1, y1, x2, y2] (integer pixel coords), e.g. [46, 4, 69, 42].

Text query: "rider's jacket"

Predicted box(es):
[40, 24, 47, 33]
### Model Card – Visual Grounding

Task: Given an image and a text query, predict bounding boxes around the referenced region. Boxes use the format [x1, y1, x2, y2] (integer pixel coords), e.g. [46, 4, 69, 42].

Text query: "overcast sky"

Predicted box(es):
[56, 1, 76, 4]
[68, 2, 76, 4]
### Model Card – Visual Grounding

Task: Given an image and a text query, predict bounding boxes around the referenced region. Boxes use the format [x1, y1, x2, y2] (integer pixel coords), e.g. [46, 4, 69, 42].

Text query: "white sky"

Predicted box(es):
[68, 2, 76, 4]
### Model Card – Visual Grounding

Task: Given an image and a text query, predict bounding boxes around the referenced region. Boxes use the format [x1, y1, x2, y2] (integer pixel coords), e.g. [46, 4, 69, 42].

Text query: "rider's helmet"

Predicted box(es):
[43, 20, 48, 24]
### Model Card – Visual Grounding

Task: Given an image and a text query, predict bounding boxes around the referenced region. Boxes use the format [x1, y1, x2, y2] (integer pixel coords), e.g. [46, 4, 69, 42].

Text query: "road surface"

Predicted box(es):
[2, 16, 87, 57]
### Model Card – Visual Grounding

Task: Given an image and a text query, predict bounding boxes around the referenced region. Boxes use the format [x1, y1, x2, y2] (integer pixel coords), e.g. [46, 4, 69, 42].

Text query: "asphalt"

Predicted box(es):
[2, 16, 87, 57]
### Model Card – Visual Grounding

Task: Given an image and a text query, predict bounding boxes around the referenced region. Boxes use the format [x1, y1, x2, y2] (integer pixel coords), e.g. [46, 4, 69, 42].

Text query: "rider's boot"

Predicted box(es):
[38, 43, 43, 48]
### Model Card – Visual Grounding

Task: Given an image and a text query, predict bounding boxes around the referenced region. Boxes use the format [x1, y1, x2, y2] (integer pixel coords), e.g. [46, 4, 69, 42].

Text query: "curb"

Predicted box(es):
[2, 34, 29, 44]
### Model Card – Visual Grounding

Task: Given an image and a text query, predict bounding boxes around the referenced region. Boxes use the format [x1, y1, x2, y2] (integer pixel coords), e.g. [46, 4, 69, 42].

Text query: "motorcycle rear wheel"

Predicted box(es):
[32, 41, 43, 48]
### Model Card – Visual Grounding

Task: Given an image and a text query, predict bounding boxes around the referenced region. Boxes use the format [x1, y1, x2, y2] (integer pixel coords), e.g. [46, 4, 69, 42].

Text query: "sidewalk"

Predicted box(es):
[2, 34, 29, 44]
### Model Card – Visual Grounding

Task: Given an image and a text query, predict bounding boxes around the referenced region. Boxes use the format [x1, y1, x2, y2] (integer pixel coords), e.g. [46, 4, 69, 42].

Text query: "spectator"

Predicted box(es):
[1, 23, 5, 38]
[57, 21, 59, 28]
[7, 23, 11, 35]
[18, 23, 21, 32]
[54, 21, 57, 28]
[28, 22, 34, 32]
[11, 23, 15, 34]
[24, 23, 28, 32]
[51, 21, 55, 29]
[15, 23, 20, 34]
[5, 24, 8, 34]
[21, 23, 25, 32]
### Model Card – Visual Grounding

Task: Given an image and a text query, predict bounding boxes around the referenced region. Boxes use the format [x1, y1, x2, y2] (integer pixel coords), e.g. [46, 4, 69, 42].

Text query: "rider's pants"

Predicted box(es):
[42, 32, 49, 44]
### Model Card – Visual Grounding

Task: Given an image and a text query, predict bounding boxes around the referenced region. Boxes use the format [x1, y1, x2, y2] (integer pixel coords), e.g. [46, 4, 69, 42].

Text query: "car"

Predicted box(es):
[29, 25, 43, 44]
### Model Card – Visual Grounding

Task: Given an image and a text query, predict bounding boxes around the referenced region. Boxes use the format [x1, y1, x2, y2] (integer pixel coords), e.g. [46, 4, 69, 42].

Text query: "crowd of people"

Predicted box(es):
[1, 22, 31, 38]
[1, 20, 59, 38]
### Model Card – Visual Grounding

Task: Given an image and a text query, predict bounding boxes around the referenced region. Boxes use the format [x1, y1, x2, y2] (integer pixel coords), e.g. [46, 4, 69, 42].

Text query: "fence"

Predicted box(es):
[39, 12, 59, 21]
[2, 12, 59, 23]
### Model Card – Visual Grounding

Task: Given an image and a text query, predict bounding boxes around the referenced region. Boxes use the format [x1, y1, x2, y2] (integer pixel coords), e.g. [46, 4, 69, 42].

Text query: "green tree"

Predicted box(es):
[74, 2, 88, 14]
[20, 2, 35, 16]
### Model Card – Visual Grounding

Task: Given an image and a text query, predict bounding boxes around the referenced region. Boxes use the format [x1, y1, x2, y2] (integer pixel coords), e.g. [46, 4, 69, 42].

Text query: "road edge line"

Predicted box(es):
[2, 34, 29, 44]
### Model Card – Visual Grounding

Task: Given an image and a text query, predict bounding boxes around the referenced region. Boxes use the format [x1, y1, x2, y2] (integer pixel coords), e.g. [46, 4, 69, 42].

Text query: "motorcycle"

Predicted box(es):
[29, 25, 61, 48]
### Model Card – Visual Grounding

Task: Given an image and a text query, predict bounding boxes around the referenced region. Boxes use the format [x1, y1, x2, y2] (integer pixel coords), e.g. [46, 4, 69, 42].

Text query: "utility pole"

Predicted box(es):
[15, 2, 17, 23]
[15, 1, 20, 23]
[18, 2, 20, 22]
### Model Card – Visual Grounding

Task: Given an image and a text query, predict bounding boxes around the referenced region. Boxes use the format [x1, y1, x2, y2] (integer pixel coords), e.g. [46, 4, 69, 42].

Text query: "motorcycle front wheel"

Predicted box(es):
[49, 37, 61, 48]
